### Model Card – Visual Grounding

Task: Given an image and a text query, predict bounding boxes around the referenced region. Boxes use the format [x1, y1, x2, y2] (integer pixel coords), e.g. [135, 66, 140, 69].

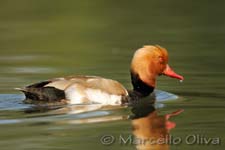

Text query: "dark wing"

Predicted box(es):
[16, 80, 66, 102]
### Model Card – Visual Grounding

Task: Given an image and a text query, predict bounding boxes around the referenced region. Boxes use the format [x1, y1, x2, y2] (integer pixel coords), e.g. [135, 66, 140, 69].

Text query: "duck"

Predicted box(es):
[16, 45, 184, 105]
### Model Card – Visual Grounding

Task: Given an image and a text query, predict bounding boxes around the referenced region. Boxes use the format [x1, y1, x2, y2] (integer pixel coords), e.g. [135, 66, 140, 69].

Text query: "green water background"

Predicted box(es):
[0, 0, 224, 149]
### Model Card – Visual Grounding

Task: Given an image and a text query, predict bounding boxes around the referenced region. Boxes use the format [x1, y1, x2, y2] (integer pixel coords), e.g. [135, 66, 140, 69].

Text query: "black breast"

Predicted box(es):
[130, 71, 154, 97]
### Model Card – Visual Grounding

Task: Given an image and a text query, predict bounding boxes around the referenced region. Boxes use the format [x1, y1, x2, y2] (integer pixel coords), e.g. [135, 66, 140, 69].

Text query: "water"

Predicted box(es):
[0, 0, 225, 149]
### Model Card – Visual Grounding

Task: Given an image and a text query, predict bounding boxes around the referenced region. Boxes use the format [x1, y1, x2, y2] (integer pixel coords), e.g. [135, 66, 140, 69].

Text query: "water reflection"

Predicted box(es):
[130, 98, 183, 150]
[20, 90, 180, 128]
[22, 94, 183, 150]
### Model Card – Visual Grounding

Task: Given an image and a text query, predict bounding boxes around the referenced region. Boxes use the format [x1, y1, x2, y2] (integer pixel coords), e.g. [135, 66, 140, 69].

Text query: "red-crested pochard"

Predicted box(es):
[17, 45, 184, 105]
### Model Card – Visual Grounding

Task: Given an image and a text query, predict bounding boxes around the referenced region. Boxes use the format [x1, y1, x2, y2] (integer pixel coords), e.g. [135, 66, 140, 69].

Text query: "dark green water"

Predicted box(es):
[0, 0, 224, 149]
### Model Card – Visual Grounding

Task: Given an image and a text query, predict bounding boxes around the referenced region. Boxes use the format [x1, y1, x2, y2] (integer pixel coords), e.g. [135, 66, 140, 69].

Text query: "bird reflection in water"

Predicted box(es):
[130, 98, 183, 150]
[23, 93, 183, 150]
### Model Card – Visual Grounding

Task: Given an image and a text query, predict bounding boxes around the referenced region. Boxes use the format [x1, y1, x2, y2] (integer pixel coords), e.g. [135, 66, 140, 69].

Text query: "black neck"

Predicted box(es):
[130, 71, 154, 97]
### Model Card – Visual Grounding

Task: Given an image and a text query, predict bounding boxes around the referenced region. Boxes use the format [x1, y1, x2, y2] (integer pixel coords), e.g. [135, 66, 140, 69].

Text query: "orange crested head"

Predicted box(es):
[131, 45, 184, 89]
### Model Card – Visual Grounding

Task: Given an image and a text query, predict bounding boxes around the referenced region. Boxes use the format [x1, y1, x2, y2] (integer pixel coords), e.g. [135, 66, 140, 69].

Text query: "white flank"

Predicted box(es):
[65, 85, 85, 104]
[65, 85, 122, 105]
[85, 88, 122, 105]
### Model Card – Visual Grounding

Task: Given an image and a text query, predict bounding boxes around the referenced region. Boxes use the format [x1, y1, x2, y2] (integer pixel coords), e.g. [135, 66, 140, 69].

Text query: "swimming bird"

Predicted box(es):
[16, 45, 184, 105]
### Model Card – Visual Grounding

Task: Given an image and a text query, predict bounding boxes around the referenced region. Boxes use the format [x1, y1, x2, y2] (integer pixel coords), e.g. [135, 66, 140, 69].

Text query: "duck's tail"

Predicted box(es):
[15, 87, 66, 102]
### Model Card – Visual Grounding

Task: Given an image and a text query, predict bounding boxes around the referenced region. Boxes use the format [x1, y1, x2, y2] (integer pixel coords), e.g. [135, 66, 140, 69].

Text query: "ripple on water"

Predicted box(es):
[0, 91, 178, 111]
[0, 55, 49, 62]
[154, 90, 178, 102]
[0, 94, 29, 110]
[0, 90, 179, 125]
[4, 67, 57, 74]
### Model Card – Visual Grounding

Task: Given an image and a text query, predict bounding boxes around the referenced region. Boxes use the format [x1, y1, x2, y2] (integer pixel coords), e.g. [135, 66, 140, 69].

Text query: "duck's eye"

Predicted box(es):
[158, 56, 165, 64]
